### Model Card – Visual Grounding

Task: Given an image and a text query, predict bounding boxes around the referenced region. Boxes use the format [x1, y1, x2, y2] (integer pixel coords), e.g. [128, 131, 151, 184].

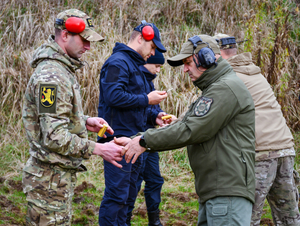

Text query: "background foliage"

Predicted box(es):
[0, 0, 299, 225]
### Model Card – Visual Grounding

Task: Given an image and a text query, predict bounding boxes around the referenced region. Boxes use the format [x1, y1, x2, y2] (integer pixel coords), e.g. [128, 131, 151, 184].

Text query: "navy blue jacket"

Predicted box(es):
[141, 66, 164, 130]
[98, 43, 151, 139]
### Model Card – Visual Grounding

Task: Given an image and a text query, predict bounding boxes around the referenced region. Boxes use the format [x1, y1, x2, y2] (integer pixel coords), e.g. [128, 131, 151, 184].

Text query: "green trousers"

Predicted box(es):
[197, 196, 253, 226]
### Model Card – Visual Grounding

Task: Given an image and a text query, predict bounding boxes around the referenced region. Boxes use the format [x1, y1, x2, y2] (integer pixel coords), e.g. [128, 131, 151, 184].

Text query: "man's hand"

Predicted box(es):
[122, 136, 146, 164]
[155, 112, 167, 126]
[86, 117, 114, 138]
[93, 143, 123, 168]
[147, 91, 167, 105]
[156, 112, 177, 127]
[112, 137, 131, 146]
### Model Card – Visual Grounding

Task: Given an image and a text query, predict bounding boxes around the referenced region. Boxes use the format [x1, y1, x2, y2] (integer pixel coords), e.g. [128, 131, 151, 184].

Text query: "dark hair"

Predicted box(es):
[55, 28, 62, 37]
[55, 28, 77, 38]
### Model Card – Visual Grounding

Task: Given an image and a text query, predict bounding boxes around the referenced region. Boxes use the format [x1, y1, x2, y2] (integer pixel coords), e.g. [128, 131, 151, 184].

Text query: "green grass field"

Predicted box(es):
[0, 0, 299, 225]
[1, 132, 299, 225]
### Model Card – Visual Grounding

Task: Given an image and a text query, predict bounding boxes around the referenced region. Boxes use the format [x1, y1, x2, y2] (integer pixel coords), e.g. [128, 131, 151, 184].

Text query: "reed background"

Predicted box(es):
[0, 0, 299, 225]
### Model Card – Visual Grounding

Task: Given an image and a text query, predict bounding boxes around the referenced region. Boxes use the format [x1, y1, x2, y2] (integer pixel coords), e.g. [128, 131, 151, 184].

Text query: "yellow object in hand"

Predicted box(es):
[162, 115, 172, 120]
[98, 124, 108, 137]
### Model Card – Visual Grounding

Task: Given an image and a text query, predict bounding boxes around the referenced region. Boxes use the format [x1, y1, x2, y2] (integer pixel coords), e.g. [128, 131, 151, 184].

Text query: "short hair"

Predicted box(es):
[129, 30, 141, 42]
[221, 47, 237, 56]
[220, 44, 237, 50]
[55, 28, 77, 39]
[55, 28, 62, 37]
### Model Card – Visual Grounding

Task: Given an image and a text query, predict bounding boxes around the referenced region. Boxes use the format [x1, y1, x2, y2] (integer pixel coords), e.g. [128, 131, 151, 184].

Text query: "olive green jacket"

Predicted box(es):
[144, 57, 255, 203]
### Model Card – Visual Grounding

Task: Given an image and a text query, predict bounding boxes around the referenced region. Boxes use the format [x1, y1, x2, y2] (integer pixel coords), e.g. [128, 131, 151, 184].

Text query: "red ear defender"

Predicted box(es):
[65, 17, 86, 33]
[142, 25, 155, 41]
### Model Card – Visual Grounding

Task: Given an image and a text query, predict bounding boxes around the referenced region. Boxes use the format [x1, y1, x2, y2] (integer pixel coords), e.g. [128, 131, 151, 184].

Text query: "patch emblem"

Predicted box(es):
[86, 18, 94, 27]
[194, 96, 213, 117]
[39, 84, 57, 114]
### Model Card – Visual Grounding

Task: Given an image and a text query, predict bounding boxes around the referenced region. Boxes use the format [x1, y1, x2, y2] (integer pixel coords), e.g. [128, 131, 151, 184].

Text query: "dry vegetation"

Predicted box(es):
[0, 0, 299, 225]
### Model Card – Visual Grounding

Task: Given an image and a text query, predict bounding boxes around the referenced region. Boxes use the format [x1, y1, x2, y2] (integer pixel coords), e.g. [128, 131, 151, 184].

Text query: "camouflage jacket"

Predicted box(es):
[22, 35, 95, 170]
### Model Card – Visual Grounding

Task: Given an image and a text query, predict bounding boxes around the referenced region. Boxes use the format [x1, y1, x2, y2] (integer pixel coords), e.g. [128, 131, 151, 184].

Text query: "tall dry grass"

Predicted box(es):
[0, 0, 299, 177]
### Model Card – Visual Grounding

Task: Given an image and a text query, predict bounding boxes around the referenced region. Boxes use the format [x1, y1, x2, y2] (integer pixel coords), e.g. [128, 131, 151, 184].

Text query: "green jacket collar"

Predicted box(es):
[193, 57, 232, 90]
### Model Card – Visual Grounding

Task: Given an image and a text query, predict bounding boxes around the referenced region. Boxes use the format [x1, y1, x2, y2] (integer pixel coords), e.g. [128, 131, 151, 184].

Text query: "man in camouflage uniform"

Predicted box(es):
[22, 9, 124, 225]
[213, 33, 300, 226]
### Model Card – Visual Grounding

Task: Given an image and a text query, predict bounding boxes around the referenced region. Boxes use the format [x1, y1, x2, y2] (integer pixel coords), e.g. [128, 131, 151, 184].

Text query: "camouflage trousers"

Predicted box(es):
[251, 156, 300, 226]
[22, 157, 77, 226]
[26, 202, 72, 226]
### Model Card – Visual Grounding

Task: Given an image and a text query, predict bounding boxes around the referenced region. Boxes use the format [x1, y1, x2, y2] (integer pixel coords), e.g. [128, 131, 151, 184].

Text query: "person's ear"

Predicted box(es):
[137, 34, 143, 44]
[61, 30, 69, 42]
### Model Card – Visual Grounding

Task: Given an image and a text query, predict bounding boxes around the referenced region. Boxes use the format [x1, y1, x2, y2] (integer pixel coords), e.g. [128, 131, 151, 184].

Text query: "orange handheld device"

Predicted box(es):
[162, 115, 172, 120]
[98, 124, 108, 137]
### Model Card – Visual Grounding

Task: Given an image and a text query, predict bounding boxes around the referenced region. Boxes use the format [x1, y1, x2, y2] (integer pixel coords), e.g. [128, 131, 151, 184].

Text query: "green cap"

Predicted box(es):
[55, 9, 104, 42]
[167, 34, 220, 67]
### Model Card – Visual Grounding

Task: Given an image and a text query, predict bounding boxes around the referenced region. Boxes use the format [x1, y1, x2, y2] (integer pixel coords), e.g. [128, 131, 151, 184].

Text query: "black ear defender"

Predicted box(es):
[188, 36, 217, 69]
[220, 37, 236, 46]
[215, 36, 248, 49]
[139, 20, 155, 41]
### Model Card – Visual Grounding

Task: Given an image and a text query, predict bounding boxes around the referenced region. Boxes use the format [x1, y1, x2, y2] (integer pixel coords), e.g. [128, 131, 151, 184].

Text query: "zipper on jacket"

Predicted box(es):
[241, 152, 247, 186]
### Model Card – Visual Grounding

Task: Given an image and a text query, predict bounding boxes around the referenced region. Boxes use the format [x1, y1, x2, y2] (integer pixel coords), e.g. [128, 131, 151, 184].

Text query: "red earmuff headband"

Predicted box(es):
[65, 17, 86, 34]
[140, 20, 154, 41]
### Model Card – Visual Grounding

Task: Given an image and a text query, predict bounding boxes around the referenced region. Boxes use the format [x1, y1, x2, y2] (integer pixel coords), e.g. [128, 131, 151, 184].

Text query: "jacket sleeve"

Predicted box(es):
[146, 81, 164, 125]
[36, 79, 95, 159]
[144, 83, 243, 151]
[147, 104, 164, 126]
[100, 61, 149, 109]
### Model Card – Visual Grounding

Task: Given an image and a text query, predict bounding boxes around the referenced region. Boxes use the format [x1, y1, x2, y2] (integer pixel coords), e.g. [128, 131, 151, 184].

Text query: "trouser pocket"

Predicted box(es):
[23, 158, 76, 211]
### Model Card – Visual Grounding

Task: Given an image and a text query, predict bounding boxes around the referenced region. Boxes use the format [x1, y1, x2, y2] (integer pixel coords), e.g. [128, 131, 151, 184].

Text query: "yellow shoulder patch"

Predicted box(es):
[39, 84, 57, 114]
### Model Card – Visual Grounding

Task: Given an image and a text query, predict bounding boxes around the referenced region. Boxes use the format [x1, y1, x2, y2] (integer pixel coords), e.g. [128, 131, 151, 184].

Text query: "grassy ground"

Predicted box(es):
[0, 0, 299, 225]
[0, 132, 299, 225]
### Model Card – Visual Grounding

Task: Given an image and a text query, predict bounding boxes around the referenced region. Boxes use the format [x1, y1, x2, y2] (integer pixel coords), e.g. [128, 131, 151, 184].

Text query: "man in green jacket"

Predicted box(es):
[118, 35, 256, 225]
[214, 33, 300, 226]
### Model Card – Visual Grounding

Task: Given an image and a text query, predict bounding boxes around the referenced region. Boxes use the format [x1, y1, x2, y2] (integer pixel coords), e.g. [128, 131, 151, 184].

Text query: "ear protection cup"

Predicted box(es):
[55, 17, 85, 34]
[188, 35, 216, 69]
[196, 48, 216, 68]
[65, 17, 85, 33]
[142, 25, 155, 41]
[140, 20, 154, 41]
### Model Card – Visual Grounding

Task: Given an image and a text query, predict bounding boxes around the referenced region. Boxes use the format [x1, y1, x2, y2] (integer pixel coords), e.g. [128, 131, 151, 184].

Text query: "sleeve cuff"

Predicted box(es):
[82, 140, 95, 159]
[83, 115, 90, 123]
[138, 93, 149, 108]
[151, 110, 160, 125]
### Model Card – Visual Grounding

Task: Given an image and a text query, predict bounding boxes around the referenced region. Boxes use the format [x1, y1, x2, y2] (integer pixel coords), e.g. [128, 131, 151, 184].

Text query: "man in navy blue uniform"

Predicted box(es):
[98, 21, 167, 225]
[126, 49, 177, 226]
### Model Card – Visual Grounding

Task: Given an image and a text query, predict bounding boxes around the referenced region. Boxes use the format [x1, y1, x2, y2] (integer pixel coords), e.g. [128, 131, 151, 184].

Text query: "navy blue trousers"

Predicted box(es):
[127, 151, 164, 215]
[98, 140, 142, 226]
